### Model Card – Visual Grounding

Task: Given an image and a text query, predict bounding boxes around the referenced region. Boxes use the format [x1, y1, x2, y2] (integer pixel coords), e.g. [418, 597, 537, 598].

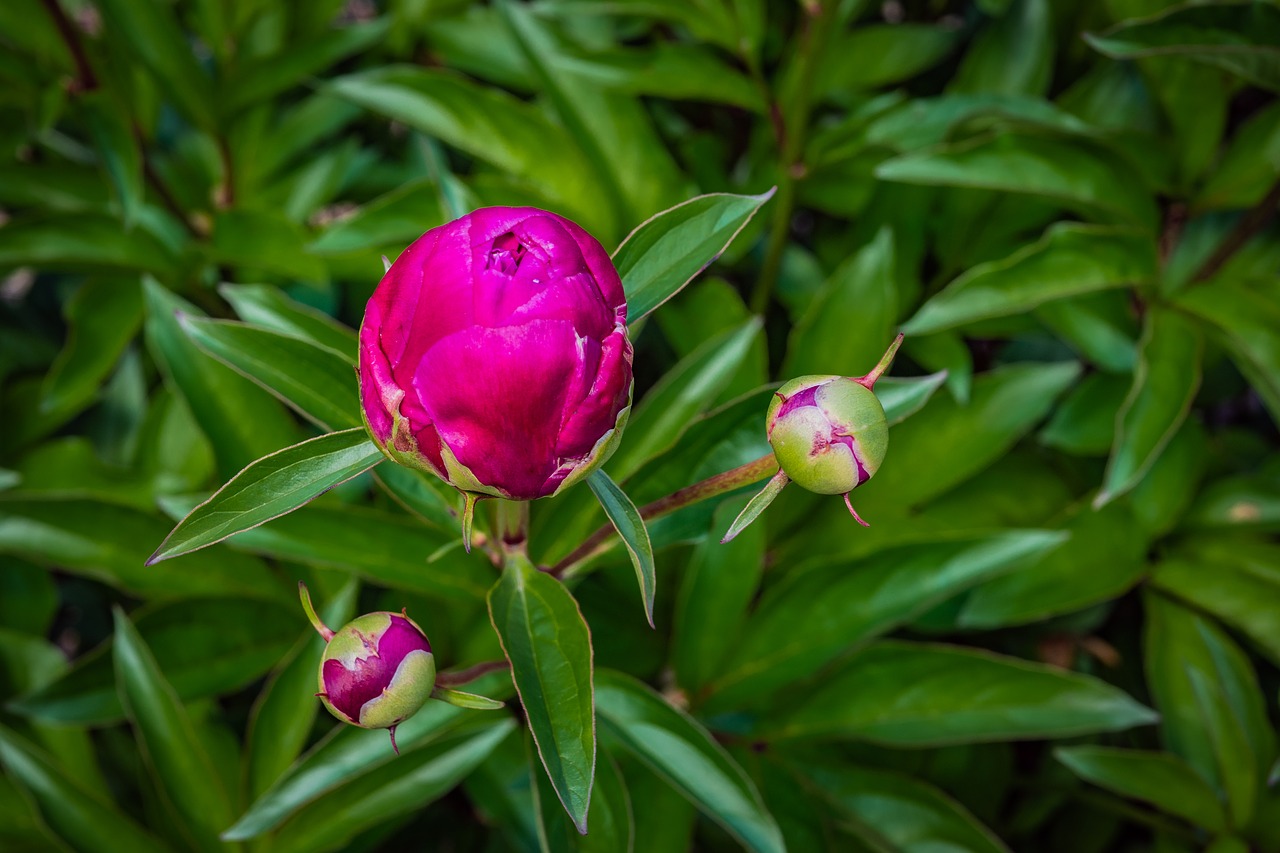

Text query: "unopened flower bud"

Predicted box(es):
[300, 584, 435, 753]
[358, 207, 634, 547]
[722, 334, 904, 542]
[766, 375, 887, 498]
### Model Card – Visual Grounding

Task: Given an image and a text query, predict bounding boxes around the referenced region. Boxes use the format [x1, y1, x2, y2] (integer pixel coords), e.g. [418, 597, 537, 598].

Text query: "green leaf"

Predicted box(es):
[672, 497, 764, 695]
[858, 361, 1080, 509]
[708, 531, 1066, 709]
[180, 317, 359, 430]
[112, 607, 233, 851]
[1085, 2, 1280, 92]
[1039, 372, 1133, 456]
[0, 500, 288, 605]
[95, 0, 216, 129]
[0, 215, 180, 276]
[225, 690, 504, 839]
[11, 598, 298, 725]
[0, 726, 168, 853]
[306, 178, 446, 261]
[1056, 746, 1227, 831]
[1096, 308, 1203, 507]
[157, 497, 490, 604]
[1188, 473, 1280, 531]
[561, 43, 765, 112]
[270, 720, 515, 853]
[799, 761, 1010, 853]
[218, 284, 358, 364]
[951, 0, 1053, 97]
[1196, 100, 1280, 210]
[245, 580, 359, 799]
[144, 279, 299, 479]
[586, 470, 656, 627]
[326, 66, 600, 230]
[609, 318, 762, 480]
[224, 20, 390, 112]
[40, 279, 143, 418]
[874, 371, 949, 425]
[578, 751, 633, 853]
[772, 640, 1157, 744]
[1176, 278, 1280, 425]
[903, 224, 1157, 334]
[875, 132, 1158, 229]
[149, 429, 383, 564]
[783, 227, 898, 377]
[596, 670, 784, 853]
[207, 210, 329, 283]
[1037, 290, 1140, 374]
[958, 503, 1148, 628]
[84, 93, 144, 227]
[1153, 539, 1280, 669]
[817, 25, 960, 95]
[613, 190, 775, 323]
[1144, 592, 1274, 827]
[488, 555, 595, 832]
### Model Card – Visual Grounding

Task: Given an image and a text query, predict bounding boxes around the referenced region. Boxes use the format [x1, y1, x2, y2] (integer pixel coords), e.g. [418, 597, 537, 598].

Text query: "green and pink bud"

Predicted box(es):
[300, 584, 436, 753]
[358, 207, 634, 544]
[723, 334, 903, 542]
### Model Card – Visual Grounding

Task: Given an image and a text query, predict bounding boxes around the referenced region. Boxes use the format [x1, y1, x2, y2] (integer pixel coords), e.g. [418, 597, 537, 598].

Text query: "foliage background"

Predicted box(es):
[2, 0, 1279, 851]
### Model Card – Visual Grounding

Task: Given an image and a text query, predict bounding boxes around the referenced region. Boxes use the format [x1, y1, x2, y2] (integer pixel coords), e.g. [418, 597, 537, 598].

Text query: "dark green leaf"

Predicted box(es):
[11, 598, 298, 725]
[1153, 539, 1280, 669]
[95, 0, 216, 128]
[610, 318, 761, 480]
[876, 132, 1158, 229]
[218, 284, 358, 364]
[613, 190, 776, 323]
[586, 471, 655, 627]
[0, 500, 288, 605]
[875, 371, 950, 424]
[307, 178, 446, 260]
[784, 227, 897, 377]
[958, 503, 1148, 628]
[226, 689, 506, 839]
[0, 726, 168, 853]
[0, 216, 180, 276]
[1085, 2, 1280, 92]
[1039, 372, 1133, 456]
[1144, 592, 1274, 827]
[270, 720, 515, 853]
[180, 317, 359, 430]
[903, 224, 1157, 334]
[112, 607, 233, 851]
[144, 279, 299, 479]
[155, 496, 489, 604]
[772, 641, 1157, 744]
[951, 0, 1053, 97]
[488, 555, 595, 832]
[207, 210, 328, 283]
[709, 531, 1066, 709]
[1188, 473, 1280, 531]
[672, 497, 764, 695]
[1096, 308, 1203, 507]
[40, 280, 142, 419]
[1176, 278, 1280, 425]
[800, 761, 1010, 853]
[149, 429, 383, 564]
[596, 670, 784, 853]
[1036, 290, 1139, 373]
[818, 25, 960, 95]
[1056, 746, 1227, 831]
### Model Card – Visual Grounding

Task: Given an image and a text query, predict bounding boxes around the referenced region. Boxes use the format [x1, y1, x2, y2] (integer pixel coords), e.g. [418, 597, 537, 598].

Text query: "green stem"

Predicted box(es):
[550, 453, 779, 576]
[496, 499, 529, 557]
[750, 0, 829, 314]
[297, 582, 333, 641]
[435, 659, 510, 688]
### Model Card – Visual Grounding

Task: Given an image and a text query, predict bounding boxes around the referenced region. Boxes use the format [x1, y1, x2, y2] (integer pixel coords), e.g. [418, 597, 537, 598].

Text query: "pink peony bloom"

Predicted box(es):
[359, 207, 633, 501]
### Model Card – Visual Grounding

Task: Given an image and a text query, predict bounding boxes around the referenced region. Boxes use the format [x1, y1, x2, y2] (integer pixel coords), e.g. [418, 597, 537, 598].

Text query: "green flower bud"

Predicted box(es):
[766, 374, 888, 496]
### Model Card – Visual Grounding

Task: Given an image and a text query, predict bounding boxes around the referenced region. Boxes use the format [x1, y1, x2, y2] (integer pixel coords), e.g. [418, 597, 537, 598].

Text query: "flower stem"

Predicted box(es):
[435, 660, 510, 688]
[496, 500, 529, 557]
[855, 333, 904, 390]
[298, 582, 334, 642]
[550, 453, 779, 576]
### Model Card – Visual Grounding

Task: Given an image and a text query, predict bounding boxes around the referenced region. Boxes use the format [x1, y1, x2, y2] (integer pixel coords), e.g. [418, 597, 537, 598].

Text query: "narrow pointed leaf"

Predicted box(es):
[1097, 308, 1202, 507]
[180, 316, 360, 431]
[219, 284, 358, 363]
[112, 607, 233, 851]
[0, 726, 167, 853]
[586, 470, 656, 626]
[595, 670, 785, 853]
[614, 190, 776, 323]
[1056, 746, 1228, 831]
[149, 429, 384, 564]
[488, 555, 595, 832]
